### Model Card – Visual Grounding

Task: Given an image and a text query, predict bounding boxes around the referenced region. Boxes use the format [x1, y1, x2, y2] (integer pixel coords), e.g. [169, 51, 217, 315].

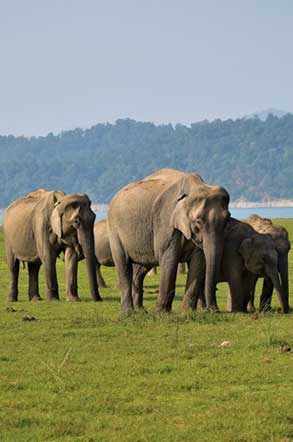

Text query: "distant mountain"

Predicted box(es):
[244, 108, 291, 121]
[0, 114, 293, 206]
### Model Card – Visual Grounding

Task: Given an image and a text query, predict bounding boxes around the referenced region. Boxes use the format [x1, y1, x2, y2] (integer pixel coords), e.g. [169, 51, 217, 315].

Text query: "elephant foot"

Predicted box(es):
[181, 296, 197, 312]
[120, 302, 135, 316]
[155, 303, 172, 313]
[134, 305, 148, 314]
[47, 296, 60, 301]
[7, 294, 18, 302]
[66, 295, 81, 302]
[30, 295, 43, 302]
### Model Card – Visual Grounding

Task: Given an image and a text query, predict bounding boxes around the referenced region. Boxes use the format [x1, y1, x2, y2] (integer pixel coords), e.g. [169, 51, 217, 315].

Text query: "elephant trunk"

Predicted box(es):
[203, 230, 224, 310]
[266, 264, 289, 313]
[77, 226, 103, 302]
[278, 254, 289, 311]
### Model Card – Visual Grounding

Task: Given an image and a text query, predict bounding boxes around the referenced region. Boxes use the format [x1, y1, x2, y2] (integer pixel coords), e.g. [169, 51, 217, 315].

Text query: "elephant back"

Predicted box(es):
[245, 214, 289, 242]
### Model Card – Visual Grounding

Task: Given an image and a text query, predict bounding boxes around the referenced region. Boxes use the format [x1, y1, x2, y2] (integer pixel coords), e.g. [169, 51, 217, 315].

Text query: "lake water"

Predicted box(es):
[1, 207, 293, 225]
[95, 207, 293, 221]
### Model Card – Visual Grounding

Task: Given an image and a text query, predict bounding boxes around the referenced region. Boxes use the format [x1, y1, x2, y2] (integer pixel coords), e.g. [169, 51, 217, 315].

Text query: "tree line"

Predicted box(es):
[0, 113, 292, 207]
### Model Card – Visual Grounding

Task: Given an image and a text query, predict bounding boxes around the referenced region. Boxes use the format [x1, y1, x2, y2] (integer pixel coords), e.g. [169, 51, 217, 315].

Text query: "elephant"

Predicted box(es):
[181, 217, 289, 313]
[3, 189, 102, 302]
[245, 214, 290, 311]
[107, 168, 230, 312]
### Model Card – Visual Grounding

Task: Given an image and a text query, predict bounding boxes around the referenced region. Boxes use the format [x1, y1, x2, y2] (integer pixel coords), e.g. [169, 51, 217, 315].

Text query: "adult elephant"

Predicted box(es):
[3, 189, 102, 302]
[108, 168, 230, 312]
[245, 214, 290, 311]
[182, 218, 289, 313]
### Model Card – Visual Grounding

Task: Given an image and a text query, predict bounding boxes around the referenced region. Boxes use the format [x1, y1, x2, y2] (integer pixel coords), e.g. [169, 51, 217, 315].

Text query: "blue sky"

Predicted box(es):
[0, 0, 292, 135]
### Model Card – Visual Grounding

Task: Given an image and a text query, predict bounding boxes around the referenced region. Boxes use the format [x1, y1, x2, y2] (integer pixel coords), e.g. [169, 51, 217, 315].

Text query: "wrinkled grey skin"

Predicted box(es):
[94, 219, 113, 288]
[108, 168, 230, 312]
[94, 219, 149, 305]
[3, 189, 102, 302]
[245, 214, 290, 311]
[182, 218, 289, 313]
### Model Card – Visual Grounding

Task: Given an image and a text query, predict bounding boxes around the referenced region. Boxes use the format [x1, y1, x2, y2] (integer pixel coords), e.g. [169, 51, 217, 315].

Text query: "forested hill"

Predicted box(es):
[1, 114, 293, 207]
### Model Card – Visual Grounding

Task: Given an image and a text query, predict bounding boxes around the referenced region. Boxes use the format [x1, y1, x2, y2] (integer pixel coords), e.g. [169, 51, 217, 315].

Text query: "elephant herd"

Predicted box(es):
[2, 168, 291, 313]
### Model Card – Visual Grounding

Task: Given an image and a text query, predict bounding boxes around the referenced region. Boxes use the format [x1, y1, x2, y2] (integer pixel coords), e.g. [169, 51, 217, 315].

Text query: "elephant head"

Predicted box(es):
[171, 174, 230, 309]
[239, 234, 289, 313]
[50, 192, 101, 301]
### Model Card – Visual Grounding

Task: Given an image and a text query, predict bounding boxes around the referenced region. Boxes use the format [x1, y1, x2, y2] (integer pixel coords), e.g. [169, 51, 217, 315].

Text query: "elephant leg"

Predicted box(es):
[247, 276, 258, 312]
[226, 278, 252, 312]
[42, 254, 59, 300]
[111, 237, 134, 312]
[228, 274, 247, 312]
[64, 247, 80, 301]
[278, 253, 289, 310]
[182, 261, 197, 311]
[7, 251, 19, 302]
[242, 273, 256, 312]
[96, 263, 107, 288]
[157, 248, 180, 312]
[28, 261, 42, 301]
[182, 249, 206, 311]
[118, 259, 133, 312]
[132, 264, 150, 310]
[259, 277, 273, 311]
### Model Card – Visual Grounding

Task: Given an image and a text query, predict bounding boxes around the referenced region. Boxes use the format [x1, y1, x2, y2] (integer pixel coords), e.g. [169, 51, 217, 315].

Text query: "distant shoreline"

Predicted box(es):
[1, 200, 293, 214]
[229, 200, 293, 209]
[92, 200, 293, 212]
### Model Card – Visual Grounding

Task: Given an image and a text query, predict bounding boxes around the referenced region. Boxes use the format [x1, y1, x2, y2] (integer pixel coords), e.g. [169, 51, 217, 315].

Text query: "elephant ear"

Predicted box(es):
[51, 202, 63, 240]
[238, 238, 253, 261]
[170, 196, 191, 240]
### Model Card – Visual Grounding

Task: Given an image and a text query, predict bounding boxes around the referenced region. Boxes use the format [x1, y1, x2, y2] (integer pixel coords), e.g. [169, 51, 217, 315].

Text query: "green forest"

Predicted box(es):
[1, 114, 293, 207]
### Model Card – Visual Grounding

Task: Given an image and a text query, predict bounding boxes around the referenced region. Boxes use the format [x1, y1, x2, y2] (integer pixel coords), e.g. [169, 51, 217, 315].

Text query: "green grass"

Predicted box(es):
[0, 220, 293, 442]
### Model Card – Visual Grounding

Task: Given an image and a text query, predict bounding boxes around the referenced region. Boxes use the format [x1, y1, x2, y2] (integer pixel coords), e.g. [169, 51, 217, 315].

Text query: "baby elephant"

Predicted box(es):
[245, 214, 290, 311]
[182, 218, 289, 313]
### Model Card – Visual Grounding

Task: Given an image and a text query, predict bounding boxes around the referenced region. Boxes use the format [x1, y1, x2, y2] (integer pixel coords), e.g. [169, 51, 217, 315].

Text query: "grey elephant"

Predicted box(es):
[3, 189, 102, 302]
[182, 217, 289, 313]
[245, 214, 290, 311]
[108, 168, 230, 312]
[94, 218, 190, 311]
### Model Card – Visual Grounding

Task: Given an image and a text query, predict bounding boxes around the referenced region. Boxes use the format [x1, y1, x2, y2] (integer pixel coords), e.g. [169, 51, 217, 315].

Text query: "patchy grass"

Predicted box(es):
[0, 221, 293, 442]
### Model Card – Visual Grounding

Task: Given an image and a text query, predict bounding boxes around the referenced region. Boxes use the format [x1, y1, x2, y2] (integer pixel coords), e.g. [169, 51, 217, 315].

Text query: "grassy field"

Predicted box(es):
[0, 220, 293, 442]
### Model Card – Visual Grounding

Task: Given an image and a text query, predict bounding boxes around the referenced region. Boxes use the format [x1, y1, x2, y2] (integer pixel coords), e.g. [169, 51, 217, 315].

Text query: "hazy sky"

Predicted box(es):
[1, 0, 293, 135]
